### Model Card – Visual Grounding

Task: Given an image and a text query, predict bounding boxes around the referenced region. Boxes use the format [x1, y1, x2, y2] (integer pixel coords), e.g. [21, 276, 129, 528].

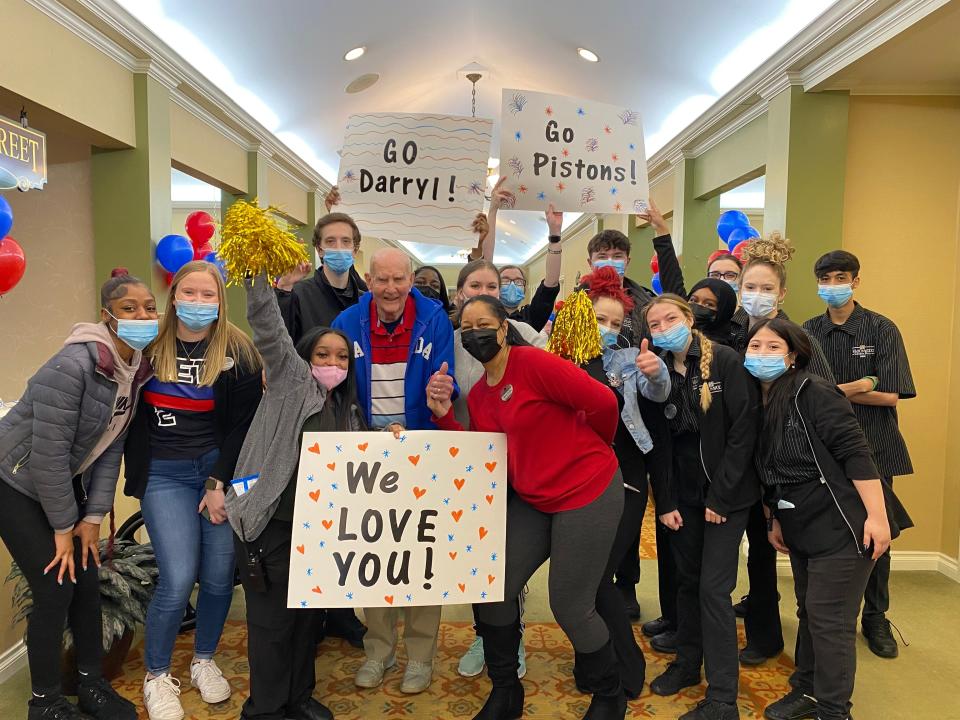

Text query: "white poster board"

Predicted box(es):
[288, 431, 507, 608]
[497, 89, 648, 214]
[336, 113, 493, 247]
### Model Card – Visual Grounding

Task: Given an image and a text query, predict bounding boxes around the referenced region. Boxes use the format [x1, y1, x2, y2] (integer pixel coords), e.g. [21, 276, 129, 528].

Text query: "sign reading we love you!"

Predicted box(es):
[336, 113, 493, 247]
[497, 89, 648, 214]
[288, 431, 507, 609]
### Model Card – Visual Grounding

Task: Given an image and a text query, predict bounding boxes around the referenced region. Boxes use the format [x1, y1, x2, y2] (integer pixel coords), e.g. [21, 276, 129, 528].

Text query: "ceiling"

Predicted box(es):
[135, 0, 834, 263]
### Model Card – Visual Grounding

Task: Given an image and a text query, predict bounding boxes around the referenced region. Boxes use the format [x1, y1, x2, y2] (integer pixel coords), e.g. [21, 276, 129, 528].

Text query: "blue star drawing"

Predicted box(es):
[577, 107, 586, 116]
[610, 187, 618, 195]
[491, 553, 498, 562]
[346, 592, 354, 601]
[442, 591, 450, 599]
[514, 130, 522, 142]
[491, 481, 498, 489]
[448, 533, 455, 542]
[406, 594, 413, 602]
[424, 443, 432, 451]
[443, 497, 451, 506]
[471, 568, 478, 576]
[466, 545, 473, 553]
[330, 483, 338, 491]
[307, 474, 315, 483]
[399, 435, 407, 443]
[471, 503, 479, 511]
[465, 465, 474, 473]
[481, 591, 488, 600]
[628, 143, 636, 151]
[302, 522, 311, 530]
[328, 501, 335, 509]
[537, 191, 546, 201]
[487, 443, 494, 452]
[335, 445, 343, 453]
[306, 568, 313, 576]
[431, 473, 438, 482]
[300, 600, 308, 608]
[319, 540, 326, 549]
[382, 450, 391, 458]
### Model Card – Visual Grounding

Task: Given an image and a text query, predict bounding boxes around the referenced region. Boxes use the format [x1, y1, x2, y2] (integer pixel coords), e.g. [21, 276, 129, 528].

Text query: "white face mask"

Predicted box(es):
[740, 291, 778, 319]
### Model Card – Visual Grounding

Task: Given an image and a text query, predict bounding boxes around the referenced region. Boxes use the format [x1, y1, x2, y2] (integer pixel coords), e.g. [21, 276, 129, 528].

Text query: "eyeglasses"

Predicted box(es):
[707, 271, 739, 281]
[502, 279, 526, 290]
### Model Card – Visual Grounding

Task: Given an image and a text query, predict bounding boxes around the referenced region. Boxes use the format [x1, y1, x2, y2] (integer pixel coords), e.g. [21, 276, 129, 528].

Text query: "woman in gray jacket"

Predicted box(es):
[226, 275, 365, 720]
[0, 269, 155, 720]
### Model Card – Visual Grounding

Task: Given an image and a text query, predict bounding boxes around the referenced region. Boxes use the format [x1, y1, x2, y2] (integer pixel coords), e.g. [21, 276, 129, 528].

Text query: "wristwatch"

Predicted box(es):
[205, 477, 224, 492]
[548, 234, 561, 244]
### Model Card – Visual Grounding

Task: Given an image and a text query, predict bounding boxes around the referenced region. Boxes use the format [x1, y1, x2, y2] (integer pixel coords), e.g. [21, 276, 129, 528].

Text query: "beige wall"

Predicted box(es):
[693, 114, 767, 199]
[841, 95, 960, 556]
[266, 166, 308, 225]
[170, 105, 248, 194]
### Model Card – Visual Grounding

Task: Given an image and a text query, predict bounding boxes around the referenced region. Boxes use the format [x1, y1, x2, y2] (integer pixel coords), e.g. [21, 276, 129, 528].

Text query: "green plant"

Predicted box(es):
[6, 538, 157, 651]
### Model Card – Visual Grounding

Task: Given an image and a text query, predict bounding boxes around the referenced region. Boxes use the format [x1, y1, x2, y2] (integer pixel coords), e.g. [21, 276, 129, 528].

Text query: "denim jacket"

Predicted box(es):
[602, 347, 670, 453]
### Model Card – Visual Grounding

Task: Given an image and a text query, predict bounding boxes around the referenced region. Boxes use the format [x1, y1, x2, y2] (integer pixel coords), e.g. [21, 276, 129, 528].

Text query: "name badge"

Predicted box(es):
[500, 384, 513, 402]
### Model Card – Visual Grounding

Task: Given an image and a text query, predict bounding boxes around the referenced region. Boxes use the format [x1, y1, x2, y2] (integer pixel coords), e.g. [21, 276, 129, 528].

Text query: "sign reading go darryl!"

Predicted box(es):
[288, 431, 507, 609]
[0, 115, 46, 191]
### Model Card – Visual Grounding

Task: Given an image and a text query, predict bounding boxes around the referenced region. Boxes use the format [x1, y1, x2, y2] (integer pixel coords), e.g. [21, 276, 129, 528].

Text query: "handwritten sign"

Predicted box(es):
[0, 115, 46, 192]
[288, 431, 507, 608]
[336, 113, 493, 247]
[497, 89, 648, 214]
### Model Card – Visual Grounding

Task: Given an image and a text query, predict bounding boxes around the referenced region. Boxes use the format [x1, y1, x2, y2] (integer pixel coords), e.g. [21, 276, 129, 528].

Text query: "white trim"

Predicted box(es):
[172, 200, 221, 211]
[756, 71, 805, 101]
[776, 551, 960, 581]
[169, 90, 252, 151]
[22, 0, 138, 71]
[0, 640, 27, 683]
[847, 84, 960, 95]
[132, 58, 181, 90]
[801, 0, 954, 90]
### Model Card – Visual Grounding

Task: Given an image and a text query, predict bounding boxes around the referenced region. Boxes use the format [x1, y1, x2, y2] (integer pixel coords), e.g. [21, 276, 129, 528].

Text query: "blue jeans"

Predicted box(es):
[141, 449, 235, 674]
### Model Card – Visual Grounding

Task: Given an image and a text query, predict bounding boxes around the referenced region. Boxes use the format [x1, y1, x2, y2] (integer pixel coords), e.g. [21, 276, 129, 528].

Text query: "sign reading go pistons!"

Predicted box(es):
[0, 115, 47, 192]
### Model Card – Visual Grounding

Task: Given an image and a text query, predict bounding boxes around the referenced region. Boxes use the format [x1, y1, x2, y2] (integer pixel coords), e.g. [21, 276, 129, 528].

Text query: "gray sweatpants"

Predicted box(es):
[478, 470, 624, 653]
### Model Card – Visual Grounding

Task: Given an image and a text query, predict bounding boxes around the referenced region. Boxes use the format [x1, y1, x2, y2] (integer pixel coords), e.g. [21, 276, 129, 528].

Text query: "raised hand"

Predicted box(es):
[636, 338, 663, 379]
[636, 197, 669, 237]
[490, 176, 515, 210]
[545, 203, 563, 236]
[276, 261, 312, 291]
[426, 361, 455, 418]
[324, 186, 341, 212]
[471, 212, 489, 237]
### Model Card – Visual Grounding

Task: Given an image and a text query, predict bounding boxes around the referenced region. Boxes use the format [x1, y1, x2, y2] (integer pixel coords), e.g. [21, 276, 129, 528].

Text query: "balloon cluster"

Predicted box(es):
[0, 195, 26, 296]
[716, 210, 759, 260]
[156, 210, 226, 285]
[649, 252, 662, 295]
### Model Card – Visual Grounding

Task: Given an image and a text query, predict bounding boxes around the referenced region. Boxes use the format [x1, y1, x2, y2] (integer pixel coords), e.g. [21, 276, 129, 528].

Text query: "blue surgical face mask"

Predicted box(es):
[176, 301, 219, 332]
[727, 280, 739, 294]
[740, 291, 778, 319]
[598, 324, 619, 348]
[651, 322, 691, 353]
[817, 283, 853, 308]
[500, 283, 525, 308]
[593, 259, 626, 277]
[106, 312, 158, 351]
[744, 353, 789, 382]
[323, 249, 354, 274]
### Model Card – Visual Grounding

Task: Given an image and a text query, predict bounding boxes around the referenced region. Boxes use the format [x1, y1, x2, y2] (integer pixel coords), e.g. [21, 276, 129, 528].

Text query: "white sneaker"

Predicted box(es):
[143, 674, 184, 720]
[190, 659, 232, 704]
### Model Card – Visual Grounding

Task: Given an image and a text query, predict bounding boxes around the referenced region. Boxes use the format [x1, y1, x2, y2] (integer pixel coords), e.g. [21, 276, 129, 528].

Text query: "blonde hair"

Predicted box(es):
[642, 294, 714, 412]
[150, 261, 261, 386]
[741, 231, 795, 288]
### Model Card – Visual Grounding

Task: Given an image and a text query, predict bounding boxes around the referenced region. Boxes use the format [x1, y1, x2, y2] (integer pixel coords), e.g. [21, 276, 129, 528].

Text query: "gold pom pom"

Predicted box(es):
[547, 289, 603, 364]
[218, 198, 310, 285]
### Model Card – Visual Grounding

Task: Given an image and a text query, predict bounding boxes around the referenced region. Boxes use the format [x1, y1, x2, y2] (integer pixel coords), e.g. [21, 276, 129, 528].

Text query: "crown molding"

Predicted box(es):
[132, 58, 181, 91]
[169, 89, 252, 151]
[756, 71, 805, 101]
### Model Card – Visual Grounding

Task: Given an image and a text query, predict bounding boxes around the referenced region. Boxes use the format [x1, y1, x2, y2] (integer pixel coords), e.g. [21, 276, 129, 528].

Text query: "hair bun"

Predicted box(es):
[110, 267, 130, 278]
[743, 231, 795, 266]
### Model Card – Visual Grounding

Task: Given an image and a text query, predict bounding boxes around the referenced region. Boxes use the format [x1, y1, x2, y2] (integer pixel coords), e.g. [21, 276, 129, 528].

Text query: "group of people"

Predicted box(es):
[0, 184, 914, 720]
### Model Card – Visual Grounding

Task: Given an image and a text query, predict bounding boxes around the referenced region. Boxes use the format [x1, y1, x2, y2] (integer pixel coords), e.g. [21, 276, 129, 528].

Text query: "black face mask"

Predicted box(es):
[417, 285, 442, 302]
[690, 303, 717, 327]
[461, 328, 502, 363]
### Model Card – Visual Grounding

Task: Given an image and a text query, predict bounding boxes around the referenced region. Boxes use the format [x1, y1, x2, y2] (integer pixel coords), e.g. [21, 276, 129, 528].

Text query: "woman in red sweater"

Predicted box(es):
[429, 295, 626, 720]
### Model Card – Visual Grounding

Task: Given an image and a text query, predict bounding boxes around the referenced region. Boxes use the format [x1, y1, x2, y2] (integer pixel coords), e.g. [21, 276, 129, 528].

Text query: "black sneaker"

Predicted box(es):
[28, 697, 93, 720]
[77, 678, 136, 720]
[325, 608, 368, 649]
[650, 661, 700, 696]
[286, 696, 334, 720]
[763, 688, 818, 720]
[861, 617, 899, 658]
[616, 583, 641, 621]
[641, 616, 674, 638]
[679, 699, 740, 719]
[739, 645, 783, 666]
[733, 594, 749, 618]
[650, 630, 677, 654]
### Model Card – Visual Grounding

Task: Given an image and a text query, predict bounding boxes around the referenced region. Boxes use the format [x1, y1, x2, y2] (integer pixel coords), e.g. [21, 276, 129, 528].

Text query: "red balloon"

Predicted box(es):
[185, 211, 216, 246]
[193, 242, 213, 260]
[649, 252, 659, 274]
[0, 236, 26, 295]
[164, 271, 174, 287]
[731, 241, 749, 261]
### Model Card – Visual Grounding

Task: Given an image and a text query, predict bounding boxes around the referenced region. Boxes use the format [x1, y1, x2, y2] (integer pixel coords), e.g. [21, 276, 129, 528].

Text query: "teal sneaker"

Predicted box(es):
[458, 636, 486, 677]
[517, 640, 527, 679]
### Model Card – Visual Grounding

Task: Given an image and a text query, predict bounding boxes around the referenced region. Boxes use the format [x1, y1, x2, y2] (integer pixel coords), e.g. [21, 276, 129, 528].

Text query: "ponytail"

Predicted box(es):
[692, 328, 714, 412]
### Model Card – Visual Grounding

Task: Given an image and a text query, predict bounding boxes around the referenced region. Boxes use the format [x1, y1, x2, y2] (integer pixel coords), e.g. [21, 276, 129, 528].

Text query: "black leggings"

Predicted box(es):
[0, 481, 102, 697]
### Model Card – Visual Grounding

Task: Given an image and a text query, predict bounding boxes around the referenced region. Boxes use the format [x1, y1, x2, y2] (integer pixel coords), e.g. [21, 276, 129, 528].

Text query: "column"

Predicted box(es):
[671, 154, 721, 285]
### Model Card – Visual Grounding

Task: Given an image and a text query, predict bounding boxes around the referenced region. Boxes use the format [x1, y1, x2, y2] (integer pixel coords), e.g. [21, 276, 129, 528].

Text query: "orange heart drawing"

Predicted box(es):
[413, 486, 427, 499]
[357, 442, 369, 452]
[479, 527, 488, 540]
[326, 462, 336, 471]
[309, 490, 321, 502]
[384, 595, 394, 605]
[454, 478, 465, 491]
[485, 494, 494, 505]
[485, 461, 497, 472]
[449, 447, 460, 457]
[408, 455, 421, 466]
[308, 443, 320, 454]
[321, 520, 333, 530]
[458, 583, 466, 592]
[488, 574, 496, 585]
[451, 510, 463, 522]
[296, 545, 305, 554]
[311, 586, 323, 594]
[449, 551, 458, 560]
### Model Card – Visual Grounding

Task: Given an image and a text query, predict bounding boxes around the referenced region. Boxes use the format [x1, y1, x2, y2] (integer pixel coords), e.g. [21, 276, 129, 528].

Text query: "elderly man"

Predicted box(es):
[332, 247, 456, 694]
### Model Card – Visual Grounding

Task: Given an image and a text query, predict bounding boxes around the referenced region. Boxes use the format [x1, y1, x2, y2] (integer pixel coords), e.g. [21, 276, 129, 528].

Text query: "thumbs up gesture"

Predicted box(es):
[636, 338, 663, 380]
[426, 361, 455, 418]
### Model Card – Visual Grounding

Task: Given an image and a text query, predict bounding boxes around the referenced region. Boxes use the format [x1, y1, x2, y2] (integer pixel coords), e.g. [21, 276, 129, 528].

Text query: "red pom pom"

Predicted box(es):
[581, 266, 635, 313]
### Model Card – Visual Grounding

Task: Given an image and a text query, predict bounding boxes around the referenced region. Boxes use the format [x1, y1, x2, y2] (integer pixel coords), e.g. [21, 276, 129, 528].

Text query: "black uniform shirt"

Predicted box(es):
[757, 405, 820, 486]
[664, 336, 703, 437]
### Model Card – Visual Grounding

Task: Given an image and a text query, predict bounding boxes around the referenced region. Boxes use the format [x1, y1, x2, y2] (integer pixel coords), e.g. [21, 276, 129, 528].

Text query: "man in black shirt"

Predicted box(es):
[586, 229, 657, 347]
[804, 250, 916, 659]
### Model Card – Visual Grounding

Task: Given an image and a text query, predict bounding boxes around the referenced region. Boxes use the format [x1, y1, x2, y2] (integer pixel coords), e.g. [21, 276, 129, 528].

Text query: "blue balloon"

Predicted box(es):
[716, 210, 749, 243]
[0, 195, 13, 239]
[203, 251, 227, 280]
[156, 234, 193, 273]
[651, 273, 663, 295]
[727, 225, 760, 251]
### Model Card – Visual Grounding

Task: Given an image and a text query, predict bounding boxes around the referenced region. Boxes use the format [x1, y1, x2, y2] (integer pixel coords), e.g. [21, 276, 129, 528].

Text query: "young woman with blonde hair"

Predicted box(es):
[642, 294, 759, 720]
[123, 260, 263, 720]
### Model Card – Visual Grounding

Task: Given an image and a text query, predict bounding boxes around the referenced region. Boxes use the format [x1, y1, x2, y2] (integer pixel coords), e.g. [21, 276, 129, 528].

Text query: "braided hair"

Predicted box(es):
[642, 294, 715, 412]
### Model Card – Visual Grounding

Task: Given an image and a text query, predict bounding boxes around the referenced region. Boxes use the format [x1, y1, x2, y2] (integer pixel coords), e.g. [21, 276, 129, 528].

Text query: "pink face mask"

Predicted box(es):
[310, 364, 348, 391]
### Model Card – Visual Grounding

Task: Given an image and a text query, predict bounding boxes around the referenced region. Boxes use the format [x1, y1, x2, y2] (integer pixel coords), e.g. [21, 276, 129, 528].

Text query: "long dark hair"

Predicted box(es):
[295, 327, 364, 431]
[747, 317, 812, 466]
[414, 265, 452, 314]
[459, 295, 531, 347]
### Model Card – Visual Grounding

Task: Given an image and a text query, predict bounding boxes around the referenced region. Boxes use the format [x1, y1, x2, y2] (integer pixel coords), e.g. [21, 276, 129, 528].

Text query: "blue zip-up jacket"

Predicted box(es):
[333, 287, 457, 430]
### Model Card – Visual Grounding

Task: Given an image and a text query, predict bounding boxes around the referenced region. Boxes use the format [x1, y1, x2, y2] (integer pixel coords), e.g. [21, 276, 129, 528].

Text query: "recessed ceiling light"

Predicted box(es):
[487, 157, 500, 169]
[509, 219, 517, 225]
[577, 47, 600, 63]
[345, 73, 380, 94]
[504, 232, 512, 237]
[344, 47, 366, 61]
